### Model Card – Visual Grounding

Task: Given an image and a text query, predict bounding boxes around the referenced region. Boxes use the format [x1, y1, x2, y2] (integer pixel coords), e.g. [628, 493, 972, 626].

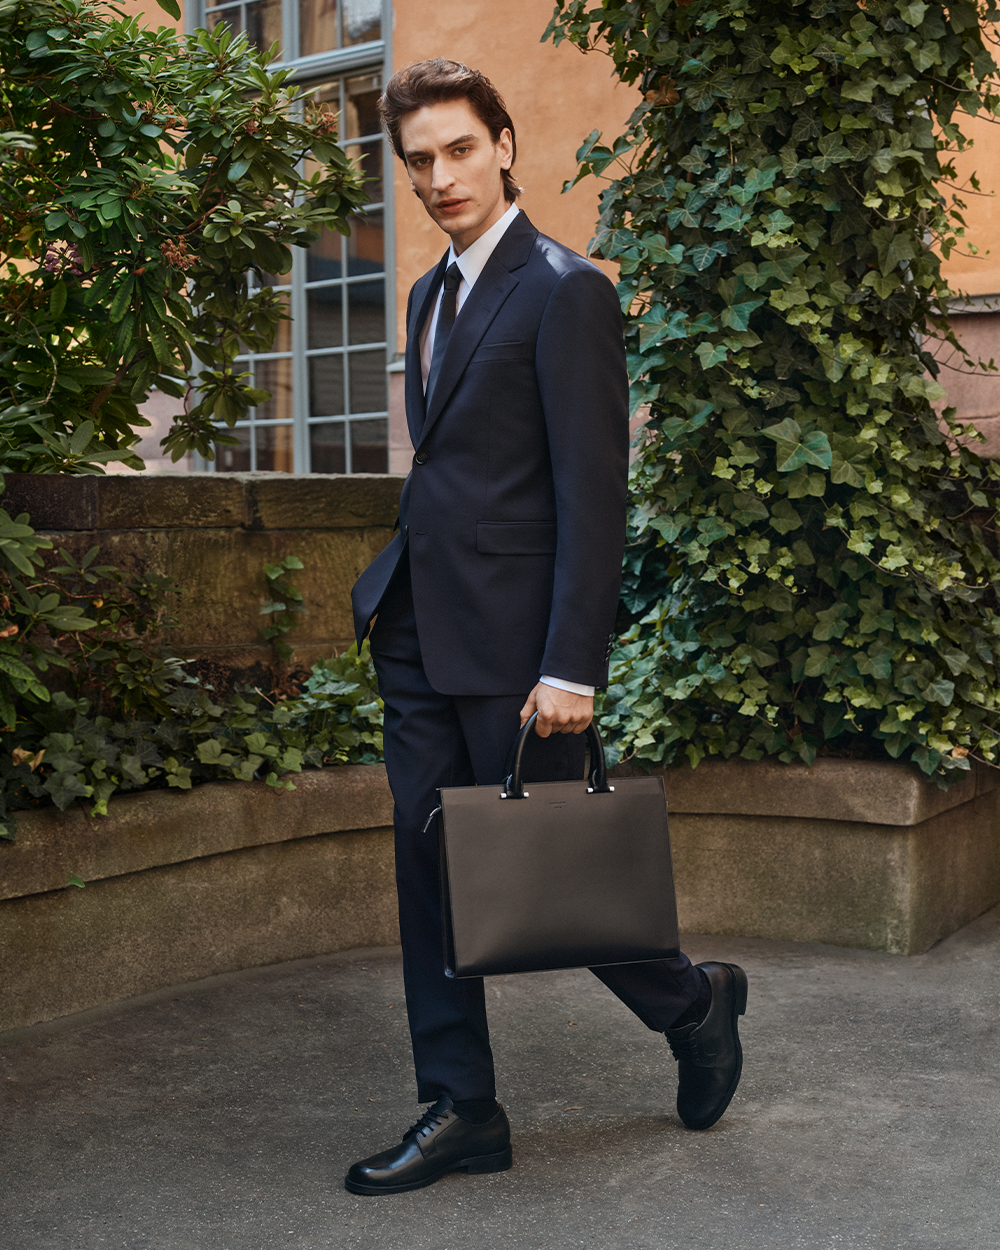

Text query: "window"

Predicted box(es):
[202, 0, 382, 61]
[192, 0, 390, 473]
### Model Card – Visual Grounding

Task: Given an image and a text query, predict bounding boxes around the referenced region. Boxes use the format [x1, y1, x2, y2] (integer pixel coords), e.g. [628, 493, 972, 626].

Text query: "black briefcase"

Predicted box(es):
[437, 714, 679, 978]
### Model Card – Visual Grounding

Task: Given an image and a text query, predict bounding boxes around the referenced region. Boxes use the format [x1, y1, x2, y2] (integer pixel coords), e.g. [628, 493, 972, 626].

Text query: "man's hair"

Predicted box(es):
[378, 59, 522, 204]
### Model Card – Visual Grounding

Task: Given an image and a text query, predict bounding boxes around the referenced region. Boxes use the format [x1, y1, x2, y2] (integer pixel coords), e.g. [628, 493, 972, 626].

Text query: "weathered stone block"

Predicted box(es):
[0, 765, 393, 902]
[162, 527, 378, 647]
[4, 472, 403, 689]
[98, 473, 246, 530]
[2, 472, 405, 533]
[2, 473, 99, 530]
[247, 473, 405, 530]
[651, 757, 1000, 955]
[0, 829, 397, 1032]
[0, 767, 398, 1033]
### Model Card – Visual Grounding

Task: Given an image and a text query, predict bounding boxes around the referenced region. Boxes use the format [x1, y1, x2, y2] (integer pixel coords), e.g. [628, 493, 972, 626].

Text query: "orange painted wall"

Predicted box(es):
[940, 113, 1000, 298]
[113, 0, 176, 24]
[390, 0, 640, 355]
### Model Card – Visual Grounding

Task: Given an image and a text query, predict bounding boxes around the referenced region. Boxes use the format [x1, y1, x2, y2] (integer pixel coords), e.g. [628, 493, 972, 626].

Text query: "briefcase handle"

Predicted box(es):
[501, 712, 614, 800]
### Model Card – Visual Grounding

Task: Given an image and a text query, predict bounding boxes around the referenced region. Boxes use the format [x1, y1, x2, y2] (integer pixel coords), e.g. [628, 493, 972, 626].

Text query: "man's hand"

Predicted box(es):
[519, 682, 593, 737]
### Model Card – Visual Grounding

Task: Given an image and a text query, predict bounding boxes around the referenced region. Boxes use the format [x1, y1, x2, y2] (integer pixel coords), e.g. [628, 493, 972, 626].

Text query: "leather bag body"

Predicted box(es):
[438, 716, 680, 978]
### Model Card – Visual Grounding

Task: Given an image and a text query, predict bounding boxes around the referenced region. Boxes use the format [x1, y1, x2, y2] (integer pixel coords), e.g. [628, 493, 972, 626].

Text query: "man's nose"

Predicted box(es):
[431, 158, 454, 192]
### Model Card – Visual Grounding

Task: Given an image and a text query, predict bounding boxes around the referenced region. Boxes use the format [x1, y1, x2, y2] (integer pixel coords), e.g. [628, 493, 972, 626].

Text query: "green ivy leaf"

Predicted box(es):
[760, 420, 833, 471]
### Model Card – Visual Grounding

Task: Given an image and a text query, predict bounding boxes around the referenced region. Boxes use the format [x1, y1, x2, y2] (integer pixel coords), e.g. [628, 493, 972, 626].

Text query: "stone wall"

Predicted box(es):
[4, 755, 1000, 1034]
[0, 767, 398, 1034]
[2, 472, 405, 690]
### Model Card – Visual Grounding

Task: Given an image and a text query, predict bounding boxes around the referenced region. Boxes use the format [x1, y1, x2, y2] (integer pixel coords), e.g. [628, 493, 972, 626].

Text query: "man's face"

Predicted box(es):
[399, 99, 513, 253]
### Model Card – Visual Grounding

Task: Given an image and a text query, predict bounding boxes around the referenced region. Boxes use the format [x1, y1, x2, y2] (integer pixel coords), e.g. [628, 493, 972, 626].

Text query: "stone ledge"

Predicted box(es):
[0, 766, 393, 903]
[631, 756, 999, 828]
[2, 472, 405, 532]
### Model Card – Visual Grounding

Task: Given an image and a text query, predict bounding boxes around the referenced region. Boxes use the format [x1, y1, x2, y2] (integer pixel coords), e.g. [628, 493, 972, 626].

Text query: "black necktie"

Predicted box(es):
[426, 262, 462, 404]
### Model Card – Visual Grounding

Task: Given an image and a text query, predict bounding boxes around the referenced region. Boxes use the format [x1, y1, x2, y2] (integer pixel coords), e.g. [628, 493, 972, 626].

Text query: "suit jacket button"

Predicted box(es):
[414, 451, 427, 465]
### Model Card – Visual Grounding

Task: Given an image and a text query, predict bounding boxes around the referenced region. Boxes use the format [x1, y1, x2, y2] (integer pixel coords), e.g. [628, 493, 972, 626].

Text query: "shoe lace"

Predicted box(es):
[402, 1104, 448, 1142]
[666, 1029, 707, 1065]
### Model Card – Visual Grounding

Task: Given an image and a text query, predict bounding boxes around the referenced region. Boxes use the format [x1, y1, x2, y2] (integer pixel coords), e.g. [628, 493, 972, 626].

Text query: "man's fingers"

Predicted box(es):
[524, 683, 593, 737]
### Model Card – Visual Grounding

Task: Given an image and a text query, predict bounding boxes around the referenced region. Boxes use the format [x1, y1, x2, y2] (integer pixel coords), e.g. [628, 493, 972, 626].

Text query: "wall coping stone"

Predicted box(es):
[2, 472, 405, 532]
[0, 766, 393, 903]
[3, 755, 993, 906]
[645, 755, 999, 827]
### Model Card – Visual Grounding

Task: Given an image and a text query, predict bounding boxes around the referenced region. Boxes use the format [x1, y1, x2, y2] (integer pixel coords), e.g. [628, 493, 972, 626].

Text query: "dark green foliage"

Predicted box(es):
[1, 643, 383, 839]
[0, 0, 366, 467]
[260, 554, 307, 662]
[276, 648, 384, 764]
[547, 0, 1000, 782]
[0, 501, 383, 840]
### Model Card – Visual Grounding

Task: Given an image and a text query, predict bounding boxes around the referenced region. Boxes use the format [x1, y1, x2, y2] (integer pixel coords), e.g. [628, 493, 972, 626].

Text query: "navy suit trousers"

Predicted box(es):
[370, 553, 704, 1103]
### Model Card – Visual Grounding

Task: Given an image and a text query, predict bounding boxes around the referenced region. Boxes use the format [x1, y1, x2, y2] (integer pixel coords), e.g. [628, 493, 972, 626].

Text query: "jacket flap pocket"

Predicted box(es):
[471, 340, 530, 363]
[477, 520, 557, 555]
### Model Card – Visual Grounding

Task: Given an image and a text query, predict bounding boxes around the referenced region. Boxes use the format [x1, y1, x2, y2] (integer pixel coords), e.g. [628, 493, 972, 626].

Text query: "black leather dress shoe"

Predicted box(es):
[665, 961, 748, 1130]
[344, 1097, 512, 1195]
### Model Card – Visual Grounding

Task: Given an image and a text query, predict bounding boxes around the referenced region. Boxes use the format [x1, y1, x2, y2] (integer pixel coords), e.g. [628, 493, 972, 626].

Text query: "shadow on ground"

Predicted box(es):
[4, 908, 1000, 1249]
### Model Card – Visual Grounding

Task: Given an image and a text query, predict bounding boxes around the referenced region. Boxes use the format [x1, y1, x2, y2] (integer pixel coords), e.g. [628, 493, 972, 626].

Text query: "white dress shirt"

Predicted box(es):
[417, 202, 595, 699]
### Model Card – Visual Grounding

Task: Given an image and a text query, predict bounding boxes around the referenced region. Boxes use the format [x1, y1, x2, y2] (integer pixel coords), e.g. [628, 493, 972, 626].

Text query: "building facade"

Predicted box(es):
[119, 0, 1000, 473]
[120, 0, 636, 474]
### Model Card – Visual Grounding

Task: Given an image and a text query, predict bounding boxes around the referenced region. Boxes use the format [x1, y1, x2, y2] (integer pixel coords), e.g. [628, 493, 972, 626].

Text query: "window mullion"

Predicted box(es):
[291, 246, 310, 472]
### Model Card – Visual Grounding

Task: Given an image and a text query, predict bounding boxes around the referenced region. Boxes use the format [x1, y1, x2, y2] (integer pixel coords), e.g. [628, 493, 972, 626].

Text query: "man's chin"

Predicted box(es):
[432, 210, 476, 236]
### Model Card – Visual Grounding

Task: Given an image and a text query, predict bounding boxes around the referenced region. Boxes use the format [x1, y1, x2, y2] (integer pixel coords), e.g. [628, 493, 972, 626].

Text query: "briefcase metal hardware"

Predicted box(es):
[438, 713, 680, 979]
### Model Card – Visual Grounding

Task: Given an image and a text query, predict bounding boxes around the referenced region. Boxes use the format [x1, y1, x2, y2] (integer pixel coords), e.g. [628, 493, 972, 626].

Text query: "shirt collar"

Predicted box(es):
[448, 202, 521, 289]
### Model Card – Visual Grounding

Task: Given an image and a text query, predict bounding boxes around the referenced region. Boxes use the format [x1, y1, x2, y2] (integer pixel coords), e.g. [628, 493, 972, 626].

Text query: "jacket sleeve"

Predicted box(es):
[535, 264, 629, 688]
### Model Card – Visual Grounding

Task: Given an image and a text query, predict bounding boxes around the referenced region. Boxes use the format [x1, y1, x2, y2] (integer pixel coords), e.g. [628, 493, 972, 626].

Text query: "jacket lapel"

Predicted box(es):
[404, 255, 447, 449]
[418, 213, 538, 445]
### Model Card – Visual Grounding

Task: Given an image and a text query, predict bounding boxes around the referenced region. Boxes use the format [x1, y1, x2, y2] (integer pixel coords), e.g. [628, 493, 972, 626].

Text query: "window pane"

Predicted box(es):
[344, 74, 381, 139]
[300, 0, 339, 56]
[347, 211, 383, 277]
[346, 139, 382, 203]
[350, 417, 387, 473]
[308, 286, 344, 348]
[244, 0, 282, 54]
[310, 421, 346, 473]
[309, 354, 345, 416]
[348, 349, 386, 414]
[347, 280, 384, 345]
[307, 228, 343, 284]
[256, 423, 294, 472]
[215, 426, 252, 472]
[252, 357, 294, 422]
[207, 3, 242, 36]
[342, 0, 380, 46]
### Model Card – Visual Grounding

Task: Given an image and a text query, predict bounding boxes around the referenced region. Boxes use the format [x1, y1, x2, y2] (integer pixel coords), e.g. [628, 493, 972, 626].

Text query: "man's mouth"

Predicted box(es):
[436, 198, 468, 216]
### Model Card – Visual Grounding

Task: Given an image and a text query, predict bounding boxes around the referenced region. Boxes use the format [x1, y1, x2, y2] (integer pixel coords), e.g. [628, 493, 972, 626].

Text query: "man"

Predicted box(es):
[346, 59, 747, 1196]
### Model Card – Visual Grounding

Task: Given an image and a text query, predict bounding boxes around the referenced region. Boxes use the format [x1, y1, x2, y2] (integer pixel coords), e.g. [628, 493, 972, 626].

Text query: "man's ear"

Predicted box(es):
[498, 127, 513, 170]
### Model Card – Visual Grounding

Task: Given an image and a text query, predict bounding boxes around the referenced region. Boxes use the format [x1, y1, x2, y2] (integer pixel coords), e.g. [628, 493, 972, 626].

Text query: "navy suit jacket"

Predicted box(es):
[351, 210, 628, 696]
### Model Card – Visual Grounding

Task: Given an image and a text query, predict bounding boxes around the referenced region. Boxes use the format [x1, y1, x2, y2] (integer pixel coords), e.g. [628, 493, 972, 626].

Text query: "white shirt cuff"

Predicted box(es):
[539, 675, 595, 697]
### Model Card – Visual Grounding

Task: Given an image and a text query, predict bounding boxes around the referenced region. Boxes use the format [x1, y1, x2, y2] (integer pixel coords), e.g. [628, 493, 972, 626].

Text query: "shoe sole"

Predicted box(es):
[344, 1146, 513, 1195]
[684, 963, 748, 1132]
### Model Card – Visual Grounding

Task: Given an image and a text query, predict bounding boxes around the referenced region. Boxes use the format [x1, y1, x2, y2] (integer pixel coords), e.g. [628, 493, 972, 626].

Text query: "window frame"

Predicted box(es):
[188, 0, 395, 474]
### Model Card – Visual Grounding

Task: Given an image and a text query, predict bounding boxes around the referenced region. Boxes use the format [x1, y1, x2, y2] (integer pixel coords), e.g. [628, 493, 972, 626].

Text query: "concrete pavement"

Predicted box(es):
[4, 908, 1000, 1249]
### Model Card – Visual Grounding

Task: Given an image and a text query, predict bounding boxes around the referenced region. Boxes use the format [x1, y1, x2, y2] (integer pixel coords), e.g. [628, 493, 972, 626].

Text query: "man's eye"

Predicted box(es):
[453, 147, 469, 156]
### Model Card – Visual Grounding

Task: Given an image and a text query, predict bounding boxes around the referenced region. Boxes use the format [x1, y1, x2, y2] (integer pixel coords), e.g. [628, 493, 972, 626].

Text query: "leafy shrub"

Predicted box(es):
[0, 502, 384, 839]
[0, 0, 366, 467]
[548, 0, 1000, 783]
[1, 644, 383, 839]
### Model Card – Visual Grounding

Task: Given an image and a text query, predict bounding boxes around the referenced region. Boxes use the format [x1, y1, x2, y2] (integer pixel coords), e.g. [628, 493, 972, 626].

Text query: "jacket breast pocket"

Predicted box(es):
[477, 520, 557, 555]
[471, 340, 531, 363]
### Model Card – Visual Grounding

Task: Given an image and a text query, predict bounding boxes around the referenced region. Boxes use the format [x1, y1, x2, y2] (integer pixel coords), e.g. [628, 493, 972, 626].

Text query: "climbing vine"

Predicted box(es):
[547, 0, 1000, 781]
